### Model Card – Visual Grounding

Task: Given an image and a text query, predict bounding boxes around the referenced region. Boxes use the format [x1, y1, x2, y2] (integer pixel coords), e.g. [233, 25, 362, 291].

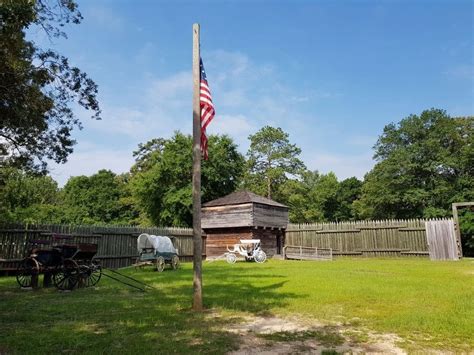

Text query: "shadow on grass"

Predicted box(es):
[0, 262, 305, 354]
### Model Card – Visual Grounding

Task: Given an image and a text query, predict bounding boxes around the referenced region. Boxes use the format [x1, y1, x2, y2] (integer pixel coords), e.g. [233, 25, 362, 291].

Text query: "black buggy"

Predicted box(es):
[16, 237, 102, 291]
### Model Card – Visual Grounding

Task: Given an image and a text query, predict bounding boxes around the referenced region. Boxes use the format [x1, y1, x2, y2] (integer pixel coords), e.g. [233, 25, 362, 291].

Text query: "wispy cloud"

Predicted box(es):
[347, 135, 378, 148]
[86, 5, 124, 31]
[304, 152, 375, 180]
[58, 49, 359, 184]
[49, 142, 134, 186]
[444, 65, 474, 80]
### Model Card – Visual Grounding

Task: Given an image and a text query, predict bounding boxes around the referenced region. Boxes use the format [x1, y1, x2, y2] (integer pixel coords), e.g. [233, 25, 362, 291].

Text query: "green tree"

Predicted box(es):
[114, 173, 148, 225]
[280, 171, 343, 223]
[131, 132, 245, 227]
[244, 126, 305, 200]
[355, 109, 474, 219]
[61, 170, 132, 224]
[0, 168, 62, 223]
[458, 208, 474, 257]
[335, 177, 363, 221]
[0, 0, 100, 172]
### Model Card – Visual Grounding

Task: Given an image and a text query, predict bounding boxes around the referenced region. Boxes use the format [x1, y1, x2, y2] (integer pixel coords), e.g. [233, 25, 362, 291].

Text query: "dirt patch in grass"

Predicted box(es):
[223, 315, 406, 354]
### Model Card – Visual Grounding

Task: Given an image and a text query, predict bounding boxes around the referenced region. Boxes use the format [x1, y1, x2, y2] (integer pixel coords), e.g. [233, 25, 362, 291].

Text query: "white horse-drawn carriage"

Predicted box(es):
[225, 239, 267, 264]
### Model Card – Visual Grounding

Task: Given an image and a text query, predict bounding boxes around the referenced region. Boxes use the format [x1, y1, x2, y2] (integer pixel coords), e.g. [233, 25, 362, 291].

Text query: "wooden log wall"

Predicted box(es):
[252, 228, 283, 257]
[285, 219, 443, 257]
[202, 204, 253, 229]
[0, 223, 202, 272]
[205, 227, 253, 258]
[252, 204, 289, 229]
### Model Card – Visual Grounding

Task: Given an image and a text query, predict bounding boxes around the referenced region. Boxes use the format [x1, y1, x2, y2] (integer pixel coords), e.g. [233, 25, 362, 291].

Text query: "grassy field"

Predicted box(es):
[0, 258, 473, 354]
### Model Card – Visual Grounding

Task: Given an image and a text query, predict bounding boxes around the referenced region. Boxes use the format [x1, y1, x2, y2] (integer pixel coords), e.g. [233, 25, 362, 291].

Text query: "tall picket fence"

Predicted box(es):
[0, 223, 200, 271]
[286, 219, 437, 257]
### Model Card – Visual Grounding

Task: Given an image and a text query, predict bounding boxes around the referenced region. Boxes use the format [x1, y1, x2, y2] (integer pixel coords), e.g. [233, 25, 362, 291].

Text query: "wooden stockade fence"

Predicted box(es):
[0, 218, 459, 273]
[0, 224, 203, 273]
[425, 219, 459, 260]
[286, 218, 456, 258]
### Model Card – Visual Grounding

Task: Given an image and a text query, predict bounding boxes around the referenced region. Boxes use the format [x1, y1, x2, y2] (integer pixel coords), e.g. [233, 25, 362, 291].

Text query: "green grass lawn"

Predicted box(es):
[0, 258, 473, 354]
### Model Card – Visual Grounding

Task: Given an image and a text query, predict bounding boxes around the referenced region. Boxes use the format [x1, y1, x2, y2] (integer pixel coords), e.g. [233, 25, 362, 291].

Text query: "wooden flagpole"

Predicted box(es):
[192, 23, 203, 311]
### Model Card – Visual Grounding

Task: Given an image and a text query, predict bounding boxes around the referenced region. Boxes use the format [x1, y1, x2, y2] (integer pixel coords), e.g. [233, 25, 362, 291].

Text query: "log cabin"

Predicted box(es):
[202, 190, 289, 259]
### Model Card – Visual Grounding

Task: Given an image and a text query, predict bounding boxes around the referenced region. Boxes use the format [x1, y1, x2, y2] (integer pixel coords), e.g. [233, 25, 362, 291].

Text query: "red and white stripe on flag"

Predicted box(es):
[200, 58, 215, 160]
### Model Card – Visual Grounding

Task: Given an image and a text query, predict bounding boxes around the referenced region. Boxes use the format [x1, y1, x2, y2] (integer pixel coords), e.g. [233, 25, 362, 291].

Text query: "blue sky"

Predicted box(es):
[32, 0, 473, 185]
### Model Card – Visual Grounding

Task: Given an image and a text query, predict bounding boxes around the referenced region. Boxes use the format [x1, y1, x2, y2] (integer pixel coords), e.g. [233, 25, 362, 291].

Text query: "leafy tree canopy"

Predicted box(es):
[0, 167, 62, 223]
[335, 177, 363, 221]
[0, 0, 100, 172]
[355, 109, 474, 219]
[61, 170, 132, 225]
[244, 126, 305, 200]
[131, 132, 245, 227]
[280, 171, 361, 223]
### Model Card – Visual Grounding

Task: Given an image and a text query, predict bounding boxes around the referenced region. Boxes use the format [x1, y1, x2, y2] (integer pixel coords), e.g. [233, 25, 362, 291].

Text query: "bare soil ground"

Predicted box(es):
[220, 314, 407, 354]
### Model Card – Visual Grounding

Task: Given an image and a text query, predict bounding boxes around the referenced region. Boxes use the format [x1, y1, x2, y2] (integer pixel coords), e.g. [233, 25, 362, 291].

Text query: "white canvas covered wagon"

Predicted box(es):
[136, 233, 179, 272]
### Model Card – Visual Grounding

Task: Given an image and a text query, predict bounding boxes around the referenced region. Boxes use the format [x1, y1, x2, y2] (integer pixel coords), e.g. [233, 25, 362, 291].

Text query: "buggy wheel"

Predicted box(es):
[83, 260, 102, 287]
[54, 259, 79, 290]
[254, 251, 267, 263]
[226, 253, 237, 264]
[171, 255, 180, 270]
[16, 257, 39, 288]
[156, 256, 165, 272]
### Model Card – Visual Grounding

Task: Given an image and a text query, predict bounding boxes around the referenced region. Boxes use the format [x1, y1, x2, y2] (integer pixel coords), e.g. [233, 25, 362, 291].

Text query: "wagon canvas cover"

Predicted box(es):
[137, 234, 177, 254]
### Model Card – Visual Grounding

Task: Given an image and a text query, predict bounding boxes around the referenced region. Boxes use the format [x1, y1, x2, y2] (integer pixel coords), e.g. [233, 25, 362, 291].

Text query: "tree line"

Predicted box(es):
[1, 110, 473, 244]
[2, 109, 472, 254]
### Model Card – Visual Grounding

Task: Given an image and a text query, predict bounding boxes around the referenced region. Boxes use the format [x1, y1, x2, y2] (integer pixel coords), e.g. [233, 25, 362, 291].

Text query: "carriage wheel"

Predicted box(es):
[156, 256, 165, 272]
[16, 257, 40, 288]
[254, 251, 267, 263]
[54, 259, 79, 290]
[226, 253, 237, 264]
[171, 255, 180, 270]
[85, 260, 102, 287]
[80, 260, 102, 287]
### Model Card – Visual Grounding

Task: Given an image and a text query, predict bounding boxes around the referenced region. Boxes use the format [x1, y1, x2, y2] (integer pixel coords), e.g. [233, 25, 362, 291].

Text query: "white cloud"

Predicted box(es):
[85, 106, 149, 138]
[80, 71, 193, 142]
[86, 5, 123, 31]
[291, 96, 310, 103]
[147, 71, 191, 108]
[304, 152, 375, 180]
[209, 114, 255, 136]
[58, 49, 371, 182]
[134, 41, 157, 66]
[347, 135, 378, 148]
[49, 143, 134, 187]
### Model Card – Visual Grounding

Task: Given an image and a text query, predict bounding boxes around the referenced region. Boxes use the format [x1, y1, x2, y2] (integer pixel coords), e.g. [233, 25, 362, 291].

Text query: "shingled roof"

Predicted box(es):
[203, 190, 288, 208]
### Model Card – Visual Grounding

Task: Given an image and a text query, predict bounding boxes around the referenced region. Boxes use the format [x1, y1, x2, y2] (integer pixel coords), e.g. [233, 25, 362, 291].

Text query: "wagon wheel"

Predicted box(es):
[226, 253, 237, 264]
[16, 257, 40, 288]
[53, 259, 79, 290]
[171, 255, 180, 270]
[79, 260, 102, 287]
[155, 256, 165, 272]
[254, 250, 267, 263]
[85, 260, 102, 287]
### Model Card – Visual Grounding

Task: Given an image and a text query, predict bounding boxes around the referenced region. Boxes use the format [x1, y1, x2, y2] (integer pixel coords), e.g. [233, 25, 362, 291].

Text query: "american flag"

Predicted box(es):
[200, 58, 215, 160]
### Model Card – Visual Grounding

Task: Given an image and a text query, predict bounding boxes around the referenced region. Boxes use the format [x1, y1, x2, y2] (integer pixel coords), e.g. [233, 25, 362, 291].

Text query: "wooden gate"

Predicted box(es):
[425, 219, 459, 260]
